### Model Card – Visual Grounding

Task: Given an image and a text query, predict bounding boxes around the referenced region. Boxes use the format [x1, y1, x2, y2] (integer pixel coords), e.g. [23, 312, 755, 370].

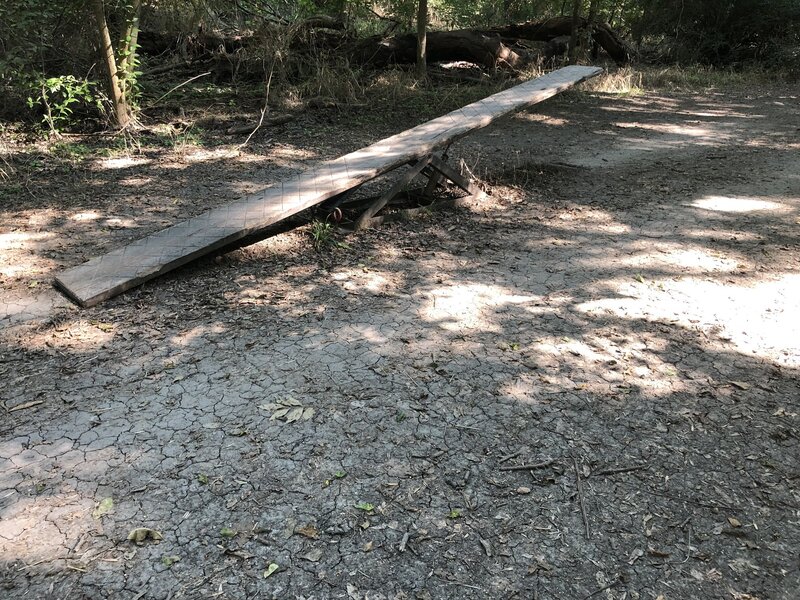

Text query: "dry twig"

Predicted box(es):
[499, 459, 555, 472]
[592, 465, 646, 477]
[573, 455, 590, 539]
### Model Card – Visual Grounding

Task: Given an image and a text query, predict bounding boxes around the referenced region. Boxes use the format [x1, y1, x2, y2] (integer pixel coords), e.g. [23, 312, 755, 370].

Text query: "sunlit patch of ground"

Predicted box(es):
[577, 273, 800, 368]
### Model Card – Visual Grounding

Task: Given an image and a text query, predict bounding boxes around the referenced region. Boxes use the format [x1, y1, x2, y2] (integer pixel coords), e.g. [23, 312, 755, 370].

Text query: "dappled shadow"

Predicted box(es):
[1, 90, 799, 599]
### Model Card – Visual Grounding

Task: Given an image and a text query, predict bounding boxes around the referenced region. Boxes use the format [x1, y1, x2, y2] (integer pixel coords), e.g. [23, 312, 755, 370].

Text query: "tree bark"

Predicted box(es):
[587, 0, 600, 57]
[416, 0, 428, 76]
[91, 0, 132, 128]
[568, 0, 581, 64]
[483, 17, 630, 64]
[118, 0, 141, 77]
[356, 30, 521, 71]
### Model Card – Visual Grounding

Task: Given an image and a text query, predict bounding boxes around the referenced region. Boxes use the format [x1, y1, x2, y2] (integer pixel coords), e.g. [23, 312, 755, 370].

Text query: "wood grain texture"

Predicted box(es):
[55, 65, 603, 307]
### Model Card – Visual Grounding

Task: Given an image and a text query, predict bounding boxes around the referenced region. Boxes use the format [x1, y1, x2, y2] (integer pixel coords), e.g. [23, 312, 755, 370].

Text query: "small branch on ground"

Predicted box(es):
[499, 459, 555, 472]
[592, 465, 646, 477]
[573, 455, 590, 539]
[238, 62, 275, 150]
[148, 72, 211, 108]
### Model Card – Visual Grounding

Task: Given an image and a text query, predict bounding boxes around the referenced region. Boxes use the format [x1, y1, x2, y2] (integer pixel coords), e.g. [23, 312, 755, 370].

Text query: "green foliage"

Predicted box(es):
[0, 0, 142, 125]
[27, 76, 104, 133]
[630, 0, 800, 64]
[309, 219, 334, 250]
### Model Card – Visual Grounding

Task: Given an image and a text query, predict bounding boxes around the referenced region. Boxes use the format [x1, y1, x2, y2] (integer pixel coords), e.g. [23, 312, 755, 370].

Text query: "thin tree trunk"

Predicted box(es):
[568, 0, 582, 64]
[587, 0, 600, 57]
[118, 0, 142, 79]
[416, 0, 428, 76]
[91, 0, 132, 128]
[588, 0, 600, 23]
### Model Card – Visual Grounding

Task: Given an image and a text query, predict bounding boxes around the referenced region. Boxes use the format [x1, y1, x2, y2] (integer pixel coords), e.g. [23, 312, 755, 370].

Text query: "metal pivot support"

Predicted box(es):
[353, 156, 434, 230]
[353, 152, 485, 231]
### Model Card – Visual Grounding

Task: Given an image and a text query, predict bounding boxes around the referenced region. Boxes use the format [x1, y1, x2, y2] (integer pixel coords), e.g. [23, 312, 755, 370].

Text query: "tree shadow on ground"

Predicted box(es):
[1, 90, 798, 599]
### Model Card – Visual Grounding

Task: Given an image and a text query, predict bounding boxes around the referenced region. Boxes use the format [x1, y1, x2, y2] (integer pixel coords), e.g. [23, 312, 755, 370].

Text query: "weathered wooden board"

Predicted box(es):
[55, 65, 602, 307]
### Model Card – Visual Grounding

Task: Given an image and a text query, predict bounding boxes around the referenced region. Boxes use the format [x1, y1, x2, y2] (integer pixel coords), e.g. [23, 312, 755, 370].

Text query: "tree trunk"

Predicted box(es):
[118, 0, 141, 77]
[587, 0, 600, 58]
[90, 0, 132, 128]
[568, 0, 581, 64]
[416, 0, 428, 76]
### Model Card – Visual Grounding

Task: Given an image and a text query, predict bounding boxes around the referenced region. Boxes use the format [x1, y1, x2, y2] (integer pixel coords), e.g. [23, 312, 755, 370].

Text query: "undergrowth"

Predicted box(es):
[581, 64, 798, 96]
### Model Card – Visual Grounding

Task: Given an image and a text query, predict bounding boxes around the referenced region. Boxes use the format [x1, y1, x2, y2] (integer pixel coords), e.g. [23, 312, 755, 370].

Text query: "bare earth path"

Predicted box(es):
[1, 87, 799, 599]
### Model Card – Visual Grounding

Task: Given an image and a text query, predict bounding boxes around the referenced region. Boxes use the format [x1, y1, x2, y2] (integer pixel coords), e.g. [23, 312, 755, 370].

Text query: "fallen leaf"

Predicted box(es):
[266, 397, 314, 423]
[355, 501, 374, 512]
[729, 558, 760, 574]
[300, 548, 323, 562]
[197, 473, 209, 485]
[263, 562, 279, 578]
[296, 524, 319, 539]
[270, 407, 290, 421]
[161, 555, 181, 567]
[363, 541, 373, 552]
[728, 516, 742, 528]
[127, 528, 163, 544]
[92, 497, 114, 519]
[220, 527, 237, 538]
[729, 381, 751, 390]
[285, 407, 304, 423]
[527, 554, 553, 574]
[628, 548, 644, 564]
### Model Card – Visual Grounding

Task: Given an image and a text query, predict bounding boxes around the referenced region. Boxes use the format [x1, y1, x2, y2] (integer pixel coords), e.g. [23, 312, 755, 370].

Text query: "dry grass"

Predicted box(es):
[580, 64, 798, 96]
[583, 67, 643, 95]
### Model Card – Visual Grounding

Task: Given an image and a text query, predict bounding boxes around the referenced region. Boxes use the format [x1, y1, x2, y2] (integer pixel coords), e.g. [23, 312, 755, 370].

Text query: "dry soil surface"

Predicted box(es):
[1, 86, 799, 600]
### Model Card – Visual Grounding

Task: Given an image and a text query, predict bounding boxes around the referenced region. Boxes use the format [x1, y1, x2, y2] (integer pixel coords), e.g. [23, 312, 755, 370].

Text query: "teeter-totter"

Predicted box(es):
[55, 65, 602, 307]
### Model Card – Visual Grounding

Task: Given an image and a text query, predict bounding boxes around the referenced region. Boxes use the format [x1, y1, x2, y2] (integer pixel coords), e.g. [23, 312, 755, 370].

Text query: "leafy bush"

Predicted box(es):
[27, 76, 105, 133]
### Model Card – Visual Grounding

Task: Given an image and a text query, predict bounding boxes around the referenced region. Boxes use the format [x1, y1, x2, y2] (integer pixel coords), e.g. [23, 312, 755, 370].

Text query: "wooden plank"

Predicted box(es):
[55, 65, 602, 307]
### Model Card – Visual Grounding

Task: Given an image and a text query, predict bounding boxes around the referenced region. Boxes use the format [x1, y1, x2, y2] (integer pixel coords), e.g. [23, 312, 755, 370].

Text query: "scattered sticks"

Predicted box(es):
[499, 459, 556, 472]
[573, 456, 591, 540]
[498, 451, 522, 464]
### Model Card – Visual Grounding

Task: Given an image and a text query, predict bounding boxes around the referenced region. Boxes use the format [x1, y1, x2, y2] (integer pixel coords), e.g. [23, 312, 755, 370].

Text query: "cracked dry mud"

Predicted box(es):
[1, 87, 799, 600]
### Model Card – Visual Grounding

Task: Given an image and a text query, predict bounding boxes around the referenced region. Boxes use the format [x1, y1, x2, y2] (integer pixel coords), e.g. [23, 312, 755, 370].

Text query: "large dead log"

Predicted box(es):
[355, 30, 521, 70]
[484, 17, 630, 64]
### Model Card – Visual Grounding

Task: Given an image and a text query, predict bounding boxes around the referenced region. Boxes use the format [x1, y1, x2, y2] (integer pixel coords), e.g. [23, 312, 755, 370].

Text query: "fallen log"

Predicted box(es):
[483, 17, 630, 64]
[355, 29, 522, 70]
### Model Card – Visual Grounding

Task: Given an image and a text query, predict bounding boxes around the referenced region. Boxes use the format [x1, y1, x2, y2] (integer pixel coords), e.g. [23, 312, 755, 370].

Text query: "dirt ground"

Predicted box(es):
[1, 82, 799, 600]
